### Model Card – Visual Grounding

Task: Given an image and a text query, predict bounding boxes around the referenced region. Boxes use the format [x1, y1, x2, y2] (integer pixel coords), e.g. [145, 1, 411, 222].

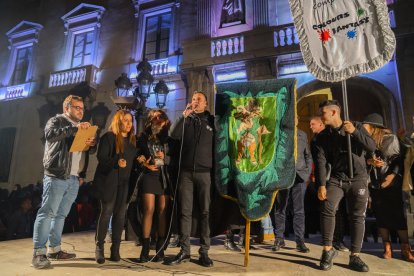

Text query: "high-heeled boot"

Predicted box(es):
[383, 241, 392, 259]
[401, 243, 414, 262]
[95, 242, 105, 264]
[139, 238, 150, 263]
[110, 242, 121, 262]
[153, 237, 166, 262]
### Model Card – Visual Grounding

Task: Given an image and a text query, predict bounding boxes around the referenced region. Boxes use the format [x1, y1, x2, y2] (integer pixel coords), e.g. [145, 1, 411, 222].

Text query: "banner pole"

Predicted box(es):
[244, 219, 251, 267]
[341, 79, 354, 178]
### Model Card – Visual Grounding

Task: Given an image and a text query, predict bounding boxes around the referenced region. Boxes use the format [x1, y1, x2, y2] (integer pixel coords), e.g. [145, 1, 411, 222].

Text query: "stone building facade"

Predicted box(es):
[0, 0, 413, 192]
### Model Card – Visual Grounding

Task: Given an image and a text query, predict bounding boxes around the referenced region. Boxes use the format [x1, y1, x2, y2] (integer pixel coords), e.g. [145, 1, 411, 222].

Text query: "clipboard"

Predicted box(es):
[70, 125, 98, 152]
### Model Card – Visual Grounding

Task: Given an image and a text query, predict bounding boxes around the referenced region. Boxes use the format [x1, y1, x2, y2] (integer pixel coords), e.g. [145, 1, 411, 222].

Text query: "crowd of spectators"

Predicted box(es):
[0, 181, 98, 241]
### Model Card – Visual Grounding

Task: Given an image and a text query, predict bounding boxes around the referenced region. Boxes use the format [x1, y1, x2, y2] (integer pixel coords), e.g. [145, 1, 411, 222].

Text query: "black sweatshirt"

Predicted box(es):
[169, 111, 214, 172]
[312, 121, 376, 185]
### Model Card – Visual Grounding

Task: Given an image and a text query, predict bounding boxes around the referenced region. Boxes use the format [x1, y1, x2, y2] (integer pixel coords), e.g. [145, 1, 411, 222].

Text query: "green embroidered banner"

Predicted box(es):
[215, 79, 296, 221]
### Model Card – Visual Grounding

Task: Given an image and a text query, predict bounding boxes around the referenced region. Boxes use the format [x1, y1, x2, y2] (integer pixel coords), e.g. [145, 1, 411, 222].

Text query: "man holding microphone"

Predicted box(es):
[166, 91, 215, 267]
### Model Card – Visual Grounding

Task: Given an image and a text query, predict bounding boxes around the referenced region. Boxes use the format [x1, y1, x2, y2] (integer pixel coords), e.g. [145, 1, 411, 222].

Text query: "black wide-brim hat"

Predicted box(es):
[362, 113, 386, 129]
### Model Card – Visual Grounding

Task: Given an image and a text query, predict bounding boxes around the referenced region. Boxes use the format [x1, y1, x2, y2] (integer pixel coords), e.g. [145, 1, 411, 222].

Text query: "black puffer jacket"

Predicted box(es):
[170, 111, 214, 172]
[43, 114, 89, 179]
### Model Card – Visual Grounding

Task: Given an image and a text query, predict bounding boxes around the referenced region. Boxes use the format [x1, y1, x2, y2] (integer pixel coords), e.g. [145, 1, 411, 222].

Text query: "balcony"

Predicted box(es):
[273, 24, 300, 48]
[0, 82, 36, 101]
[149, 58, 169, 75]
[181, 23, 300, 70]
[211, 35, 244, 57]
[47, 65, 98, 92]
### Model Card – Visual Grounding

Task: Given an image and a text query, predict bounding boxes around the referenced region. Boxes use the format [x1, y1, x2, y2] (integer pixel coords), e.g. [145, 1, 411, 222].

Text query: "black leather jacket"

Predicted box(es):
[43, 114, 89, 179]
[369, 134, 402, 187]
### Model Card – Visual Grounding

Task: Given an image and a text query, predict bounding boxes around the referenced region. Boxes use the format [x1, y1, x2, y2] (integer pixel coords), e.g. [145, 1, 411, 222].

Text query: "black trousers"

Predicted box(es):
[320, 178, 368, 253]
[178, 171, 211, 255]
[333, 197, 347, 244]
[271, 176, 307, 243]
[95, 180, 129, 245]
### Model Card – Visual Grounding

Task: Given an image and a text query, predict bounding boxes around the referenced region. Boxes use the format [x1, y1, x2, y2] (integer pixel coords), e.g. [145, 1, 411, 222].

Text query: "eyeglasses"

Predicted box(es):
[70, 105, 84, 111]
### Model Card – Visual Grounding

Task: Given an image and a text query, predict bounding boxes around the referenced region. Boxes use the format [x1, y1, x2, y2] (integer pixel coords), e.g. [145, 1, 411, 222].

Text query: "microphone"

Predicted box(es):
[185, 104, 196, 119]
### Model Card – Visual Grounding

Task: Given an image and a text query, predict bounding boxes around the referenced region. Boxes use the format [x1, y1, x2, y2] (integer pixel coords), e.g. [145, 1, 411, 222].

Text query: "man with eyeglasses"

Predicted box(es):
[32, 95, 96, 269]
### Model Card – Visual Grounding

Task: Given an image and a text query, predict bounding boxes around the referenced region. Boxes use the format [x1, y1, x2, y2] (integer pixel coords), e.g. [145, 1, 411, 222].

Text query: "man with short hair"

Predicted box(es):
[32, 95, 96, 269]
[166, 91, 215, 267]
[312, 100, 375, 272]
[310, 116, 325, 135]
[310, 115, 349, 252]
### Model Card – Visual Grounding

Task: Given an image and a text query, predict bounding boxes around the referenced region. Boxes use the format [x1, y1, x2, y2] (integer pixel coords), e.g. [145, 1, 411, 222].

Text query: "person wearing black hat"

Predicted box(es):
[312, 100, 376, 272]
[362, 113, 414, 263]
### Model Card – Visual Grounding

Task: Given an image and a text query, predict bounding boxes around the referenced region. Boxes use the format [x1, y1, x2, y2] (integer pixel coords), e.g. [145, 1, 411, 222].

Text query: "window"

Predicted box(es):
[71, 31, 94, 67]
[61, 3, 105, 69]
[144, 12, 171, 60]
[11, 46, 33, 85]
[3, 21, 42, 88]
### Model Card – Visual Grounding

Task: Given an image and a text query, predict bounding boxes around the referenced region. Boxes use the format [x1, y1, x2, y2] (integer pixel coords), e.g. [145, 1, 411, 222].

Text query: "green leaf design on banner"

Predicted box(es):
[215, 79, 296, 221]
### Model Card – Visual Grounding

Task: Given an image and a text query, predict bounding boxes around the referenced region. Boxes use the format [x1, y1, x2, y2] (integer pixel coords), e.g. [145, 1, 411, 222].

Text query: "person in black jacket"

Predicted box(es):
[271, 116, 312, 253]
[362, 113, 414, 262]
[136, 109, 171, 262]
[32, 95, 96, 269]
[312, 100, 375, 272]
[165, 91, 214, 267]
[93, 110, 137, 264]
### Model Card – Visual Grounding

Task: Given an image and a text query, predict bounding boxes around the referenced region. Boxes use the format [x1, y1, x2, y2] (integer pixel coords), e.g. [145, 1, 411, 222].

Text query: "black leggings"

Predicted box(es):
[320, 178, 368, 253]
[95, 181, 129, 245]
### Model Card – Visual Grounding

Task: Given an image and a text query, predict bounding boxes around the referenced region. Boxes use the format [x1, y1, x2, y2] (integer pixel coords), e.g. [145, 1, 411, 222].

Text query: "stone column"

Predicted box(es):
[253, 0, 269, 28]
[196, 0, 212, 38]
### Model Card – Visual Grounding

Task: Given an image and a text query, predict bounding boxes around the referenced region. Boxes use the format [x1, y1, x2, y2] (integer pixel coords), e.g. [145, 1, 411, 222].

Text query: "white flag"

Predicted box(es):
[289, 0, 396, 82]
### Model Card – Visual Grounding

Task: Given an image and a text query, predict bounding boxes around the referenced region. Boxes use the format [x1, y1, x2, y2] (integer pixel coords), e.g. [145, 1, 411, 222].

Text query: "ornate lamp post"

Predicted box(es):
[113, 58, 170, 131]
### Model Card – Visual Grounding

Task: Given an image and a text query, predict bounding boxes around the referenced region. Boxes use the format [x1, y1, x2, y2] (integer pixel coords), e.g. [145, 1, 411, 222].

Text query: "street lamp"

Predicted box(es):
[136, 58, 154, 100]
[154, 80, 169, 108]
[113, 59, 170, 125]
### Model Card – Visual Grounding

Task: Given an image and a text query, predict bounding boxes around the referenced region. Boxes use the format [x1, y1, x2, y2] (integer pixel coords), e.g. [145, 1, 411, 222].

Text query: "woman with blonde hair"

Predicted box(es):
[93, 110, 138, 264]
[363, 113, 414, 262]
[137, 109, 171, 262]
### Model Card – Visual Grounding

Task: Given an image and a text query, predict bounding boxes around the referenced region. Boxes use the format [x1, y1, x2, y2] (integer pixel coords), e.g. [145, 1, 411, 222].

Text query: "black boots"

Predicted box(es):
[139, 238, 150, 263]
[95, 243, 105, 264]
[153, 238, 166, 262]
[110, 242, 121, 262]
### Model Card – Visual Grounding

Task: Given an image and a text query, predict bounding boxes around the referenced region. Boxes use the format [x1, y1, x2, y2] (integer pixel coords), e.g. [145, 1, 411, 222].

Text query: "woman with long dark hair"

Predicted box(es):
[363, 113, 414, 262]
[137, 109, 171, 262]
[93, 110, 137, 264]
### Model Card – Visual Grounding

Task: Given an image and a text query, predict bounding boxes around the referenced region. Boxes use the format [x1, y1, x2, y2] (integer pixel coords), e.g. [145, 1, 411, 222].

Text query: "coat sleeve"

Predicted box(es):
[44, 116, 78, 142]
[96, 133, 119, 171]
[304, 134, 313, 178]
[169, 116, 185, 141]
[352, 123, 376, 153]
[312, 136, 328, 186]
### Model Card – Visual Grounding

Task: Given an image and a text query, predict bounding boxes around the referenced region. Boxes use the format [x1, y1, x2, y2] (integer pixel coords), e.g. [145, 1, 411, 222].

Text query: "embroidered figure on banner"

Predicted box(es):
[234, 98, 270, 166]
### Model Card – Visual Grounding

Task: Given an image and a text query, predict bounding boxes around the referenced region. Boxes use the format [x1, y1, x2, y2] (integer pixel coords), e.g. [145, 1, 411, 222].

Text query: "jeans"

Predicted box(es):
[33, 175, 79, 256]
